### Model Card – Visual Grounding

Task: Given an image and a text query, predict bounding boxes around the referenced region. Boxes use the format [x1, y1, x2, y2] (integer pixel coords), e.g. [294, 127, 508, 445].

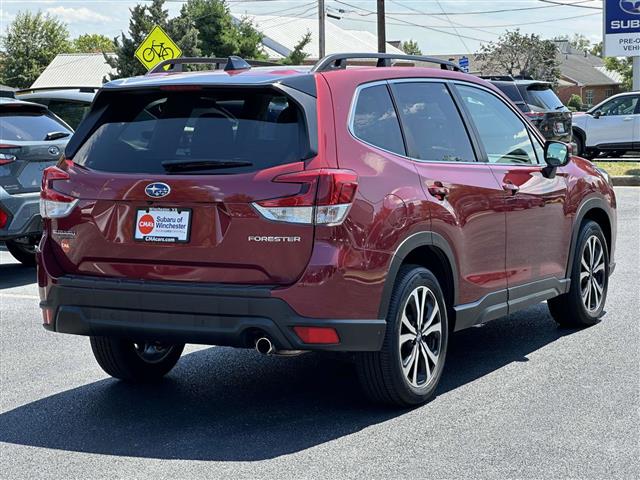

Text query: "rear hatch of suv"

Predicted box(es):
[0, 101, 71, 195]
[44, 85, 322, 285]
[517, 82, 572, 140]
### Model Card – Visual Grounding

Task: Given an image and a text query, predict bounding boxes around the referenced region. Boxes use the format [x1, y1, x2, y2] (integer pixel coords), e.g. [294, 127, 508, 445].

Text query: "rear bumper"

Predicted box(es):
[41, 275, 386, 352]
[0, 188, 42, 240]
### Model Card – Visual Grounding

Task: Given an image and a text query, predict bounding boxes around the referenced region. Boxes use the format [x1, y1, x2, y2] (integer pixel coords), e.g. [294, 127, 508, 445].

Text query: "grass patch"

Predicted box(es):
[594, 161, 640, 177]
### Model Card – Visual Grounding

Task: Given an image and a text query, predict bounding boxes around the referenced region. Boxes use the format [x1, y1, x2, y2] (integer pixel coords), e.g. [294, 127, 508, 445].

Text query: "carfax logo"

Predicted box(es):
[621, 1, 640, 15]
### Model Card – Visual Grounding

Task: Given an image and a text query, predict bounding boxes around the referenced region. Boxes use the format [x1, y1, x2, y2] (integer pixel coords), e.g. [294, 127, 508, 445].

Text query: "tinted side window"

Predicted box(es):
[457, 85, 536, 165]
[352, 84, 405, 155]
[391, 82, 476, 162]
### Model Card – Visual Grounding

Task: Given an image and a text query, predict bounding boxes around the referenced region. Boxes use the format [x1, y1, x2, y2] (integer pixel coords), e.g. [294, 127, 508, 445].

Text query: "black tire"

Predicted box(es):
[90, 337, 184, 382]
[356, 266, 449, 407]
[5, 239, 36, 266]
[548, 220, 609, 328]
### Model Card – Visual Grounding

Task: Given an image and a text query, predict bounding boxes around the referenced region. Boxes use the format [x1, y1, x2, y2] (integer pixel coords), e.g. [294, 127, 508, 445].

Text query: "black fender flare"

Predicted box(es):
[565, 196, 613, 276]
[377, 231, 459, 319]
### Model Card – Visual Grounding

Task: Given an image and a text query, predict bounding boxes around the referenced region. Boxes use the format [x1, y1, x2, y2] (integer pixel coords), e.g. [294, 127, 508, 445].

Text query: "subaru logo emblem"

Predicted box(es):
[48, 146, 60, 156]
[621, 1, 640, 15]
[145, 182, 171, 198]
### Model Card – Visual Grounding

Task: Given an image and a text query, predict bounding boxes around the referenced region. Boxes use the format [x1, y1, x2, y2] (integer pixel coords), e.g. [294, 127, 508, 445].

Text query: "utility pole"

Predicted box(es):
[318, 0, 325, 59]
[634, 57, 640, 91]
[377, 0, 386, 53]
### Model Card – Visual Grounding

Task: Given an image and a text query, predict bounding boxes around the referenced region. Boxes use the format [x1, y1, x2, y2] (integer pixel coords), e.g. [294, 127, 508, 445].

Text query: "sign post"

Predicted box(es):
[604, 1, 640, 90]
[135, 25, 182, 71]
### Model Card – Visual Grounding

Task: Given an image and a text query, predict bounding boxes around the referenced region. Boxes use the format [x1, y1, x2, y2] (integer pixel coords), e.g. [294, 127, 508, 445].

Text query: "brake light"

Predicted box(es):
[252, 169, 358, 225]
[293, 326, 340, 344]
[0, 144, 20, 165]
[40, 165, 77, 219]
[0, 209, 8, 229]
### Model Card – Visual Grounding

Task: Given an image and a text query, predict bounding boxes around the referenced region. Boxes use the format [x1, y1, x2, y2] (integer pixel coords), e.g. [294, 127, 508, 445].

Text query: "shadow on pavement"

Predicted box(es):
[0, 304, 577, 461]
[0, 263, 36, 290]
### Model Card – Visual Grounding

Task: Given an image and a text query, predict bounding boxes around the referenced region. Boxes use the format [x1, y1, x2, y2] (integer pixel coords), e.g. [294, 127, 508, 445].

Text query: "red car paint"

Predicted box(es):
[37, 63, 617, 346]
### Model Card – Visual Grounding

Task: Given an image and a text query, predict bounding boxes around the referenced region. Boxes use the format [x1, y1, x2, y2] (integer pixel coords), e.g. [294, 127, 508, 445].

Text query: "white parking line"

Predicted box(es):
[0, 293, 39, 300]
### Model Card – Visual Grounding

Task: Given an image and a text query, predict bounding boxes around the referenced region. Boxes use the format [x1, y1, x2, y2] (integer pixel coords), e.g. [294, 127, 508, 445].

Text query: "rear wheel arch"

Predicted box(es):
[379, 232, 458, 331]
[572, 127, 586, 153]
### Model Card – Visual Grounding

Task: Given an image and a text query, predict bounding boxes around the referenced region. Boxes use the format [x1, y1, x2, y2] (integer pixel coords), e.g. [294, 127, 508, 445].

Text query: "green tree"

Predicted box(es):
[73, 34, 115, 53]
[591, 42, 603, 58]
[0, 11, 71, 88]
[282, 32, 311, 65]
[401, 39, 422, 56]
[604, 57, 632, 91]
[177, 1, 264, 59]
[107, 1, 167, 78]
[567, 94, 583, 111]
[476, 30, 561, 84]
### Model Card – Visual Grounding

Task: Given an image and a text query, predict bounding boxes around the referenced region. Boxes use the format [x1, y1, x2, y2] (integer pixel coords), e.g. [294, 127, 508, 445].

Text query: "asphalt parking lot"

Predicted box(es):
[1, 187, 638, 480]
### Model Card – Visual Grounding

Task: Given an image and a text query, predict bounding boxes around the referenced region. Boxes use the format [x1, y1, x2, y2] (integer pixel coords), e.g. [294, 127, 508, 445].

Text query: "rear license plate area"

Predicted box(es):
[134, 207, 191, 243]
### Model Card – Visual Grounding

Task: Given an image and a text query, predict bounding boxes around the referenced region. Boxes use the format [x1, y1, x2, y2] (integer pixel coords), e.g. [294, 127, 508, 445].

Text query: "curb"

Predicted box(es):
[612, 176, 640, 186]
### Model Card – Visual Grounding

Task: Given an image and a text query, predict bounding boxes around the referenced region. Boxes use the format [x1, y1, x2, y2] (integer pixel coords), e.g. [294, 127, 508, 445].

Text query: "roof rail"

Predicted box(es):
[310, 53, 461, 73]
[148, 56, 280, 75]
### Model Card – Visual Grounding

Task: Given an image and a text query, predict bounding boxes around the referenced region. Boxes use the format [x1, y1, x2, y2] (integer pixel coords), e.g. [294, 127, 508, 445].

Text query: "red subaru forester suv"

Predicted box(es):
[37, 54, 616, 406]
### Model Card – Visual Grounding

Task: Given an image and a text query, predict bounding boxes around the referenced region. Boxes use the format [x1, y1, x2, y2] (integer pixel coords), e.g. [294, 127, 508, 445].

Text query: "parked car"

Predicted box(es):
[571, 91, 639, 158]
[1, 97, 72, 265]
[484, 76, 572, 143]
[16, 87, 96, 130]
[37, 54, 616, 407]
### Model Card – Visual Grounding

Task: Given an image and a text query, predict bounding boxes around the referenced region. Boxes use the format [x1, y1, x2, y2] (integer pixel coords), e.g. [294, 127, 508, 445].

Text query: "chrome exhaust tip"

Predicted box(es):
[255, 337, 274, 355]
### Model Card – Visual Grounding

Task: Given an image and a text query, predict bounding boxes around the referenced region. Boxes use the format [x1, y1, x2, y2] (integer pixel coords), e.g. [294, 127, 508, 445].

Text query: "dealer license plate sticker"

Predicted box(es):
[134, 208, 191, 243]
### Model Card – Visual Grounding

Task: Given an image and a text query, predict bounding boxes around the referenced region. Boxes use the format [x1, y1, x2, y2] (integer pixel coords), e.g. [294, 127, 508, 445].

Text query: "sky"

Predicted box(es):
[0, 0, 605, 55]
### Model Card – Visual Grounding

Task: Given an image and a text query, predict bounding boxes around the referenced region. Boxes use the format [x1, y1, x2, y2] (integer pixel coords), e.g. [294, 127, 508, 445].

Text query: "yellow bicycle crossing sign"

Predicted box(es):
[135, 25, 182, 71]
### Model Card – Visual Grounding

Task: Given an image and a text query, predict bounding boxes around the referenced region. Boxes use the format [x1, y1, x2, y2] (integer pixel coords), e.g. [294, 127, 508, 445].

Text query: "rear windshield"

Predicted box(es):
[0, 111, 71, 141]
[522, 85, 565, 111]
[73, 88, 310, 174]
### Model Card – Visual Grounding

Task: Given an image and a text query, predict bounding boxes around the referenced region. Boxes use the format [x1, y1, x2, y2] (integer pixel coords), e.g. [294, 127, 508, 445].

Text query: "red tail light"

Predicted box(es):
[253, 169, 358, 225]
[0, 144, 20, 165]
[40, 164, 77, 219]
[293, 326, 340, 344]
[0, 209, 8, 229]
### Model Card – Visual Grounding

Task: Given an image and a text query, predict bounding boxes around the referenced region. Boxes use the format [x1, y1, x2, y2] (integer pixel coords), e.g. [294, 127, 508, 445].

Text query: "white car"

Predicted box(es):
[572, 91, 639, 158]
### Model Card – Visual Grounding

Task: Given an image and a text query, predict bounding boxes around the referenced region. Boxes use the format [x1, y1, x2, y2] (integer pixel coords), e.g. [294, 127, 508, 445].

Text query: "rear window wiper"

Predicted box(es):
[44, 131, 71, 141]
[161, 159, 253, 172]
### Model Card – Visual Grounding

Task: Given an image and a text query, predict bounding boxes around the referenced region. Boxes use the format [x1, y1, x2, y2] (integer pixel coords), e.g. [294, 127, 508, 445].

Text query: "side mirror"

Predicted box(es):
[544, 141, 570, 167]
[542, 141, 569, 179]
[593, 110, 602, 119]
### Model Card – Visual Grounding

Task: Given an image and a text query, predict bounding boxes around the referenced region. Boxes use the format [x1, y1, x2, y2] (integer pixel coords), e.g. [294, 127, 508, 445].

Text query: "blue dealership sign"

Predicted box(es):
[458, 56, 469, 73]
[604, 0, 640, 56]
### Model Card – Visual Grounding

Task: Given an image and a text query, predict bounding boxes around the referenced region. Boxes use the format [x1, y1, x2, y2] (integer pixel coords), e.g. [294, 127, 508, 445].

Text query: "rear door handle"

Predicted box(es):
[427, 181, 449, 200]
[502, 181, 520, 195]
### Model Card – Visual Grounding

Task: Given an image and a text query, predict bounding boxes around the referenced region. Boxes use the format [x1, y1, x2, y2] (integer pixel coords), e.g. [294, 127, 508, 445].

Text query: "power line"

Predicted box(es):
[332, 0, 493, 42]
[331, 0, 600, 16]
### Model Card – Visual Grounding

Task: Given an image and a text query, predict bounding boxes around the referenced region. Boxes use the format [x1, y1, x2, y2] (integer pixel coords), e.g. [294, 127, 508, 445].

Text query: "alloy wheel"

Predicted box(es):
[134, 342, 175, 364]
[399, 286, 443, 388]
[580, 235, 606, 313]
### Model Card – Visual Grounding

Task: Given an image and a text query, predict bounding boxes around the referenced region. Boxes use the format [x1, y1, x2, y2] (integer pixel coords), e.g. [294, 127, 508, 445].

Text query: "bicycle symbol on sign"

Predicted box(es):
[142, 40, 175, 63]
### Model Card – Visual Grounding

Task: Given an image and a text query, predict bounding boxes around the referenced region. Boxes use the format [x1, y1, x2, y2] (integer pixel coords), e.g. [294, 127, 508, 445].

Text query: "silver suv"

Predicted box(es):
[0, 97, 72, 265]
